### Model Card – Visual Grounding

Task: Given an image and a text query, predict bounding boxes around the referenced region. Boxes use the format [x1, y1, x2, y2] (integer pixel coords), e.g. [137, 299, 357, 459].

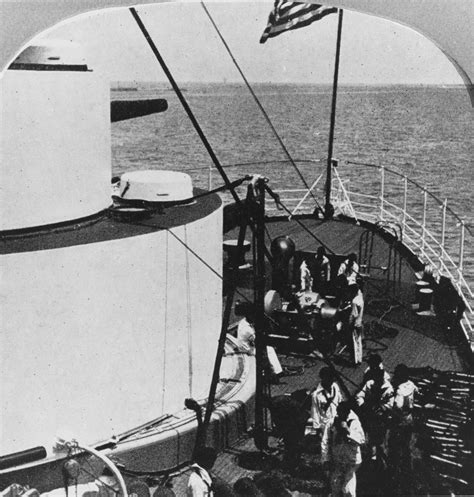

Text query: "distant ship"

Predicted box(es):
[111, 81, 138, 91]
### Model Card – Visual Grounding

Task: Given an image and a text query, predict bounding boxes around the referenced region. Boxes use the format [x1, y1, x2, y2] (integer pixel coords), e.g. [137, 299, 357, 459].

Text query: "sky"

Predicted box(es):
[43, 2, 463, 85]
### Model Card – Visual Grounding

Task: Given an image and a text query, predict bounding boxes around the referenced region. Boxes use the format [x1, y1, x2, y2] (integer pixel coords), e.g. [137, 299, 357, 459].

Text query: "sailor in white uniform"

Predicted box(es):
[311, 367, 343, 463]
[338, 253, 359, 286]
[237, 314, 283, 377]
[187, 447, 217, 497]
[329, 402, 365, 497]
[349, 285, 364, 365]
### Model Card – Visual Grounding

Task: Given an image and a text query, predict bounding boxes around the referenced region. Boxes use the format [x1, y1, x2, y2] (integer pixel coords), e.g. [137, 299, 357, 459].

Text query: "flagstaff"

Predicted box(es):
[325, 8, 344, 219]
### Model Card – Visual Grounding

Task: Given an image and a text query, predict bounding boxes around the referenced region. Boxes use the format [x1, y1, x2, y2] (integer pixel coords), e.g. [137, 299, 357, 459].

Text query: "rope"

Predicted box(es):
[185, 225, 193, 396]
[265, 184, 373, 286]
[130, 7, 243, 206]
[162, 231, 169, 410]
[264, 183, 335, 255]
[165, 227, 286, 334]
[200, 1, 323, 213]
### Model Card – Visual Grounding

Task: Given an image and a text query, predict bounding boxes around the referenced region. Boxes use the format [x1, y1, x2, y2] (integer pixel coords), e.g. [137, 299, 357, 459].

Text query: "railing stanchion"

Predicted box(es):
[458, 220, 465, 284]
[380, 166, 385, 220]
[421, 189, 427, 256]
[402, 175, 408, 236]
[440, 198, 447, 267]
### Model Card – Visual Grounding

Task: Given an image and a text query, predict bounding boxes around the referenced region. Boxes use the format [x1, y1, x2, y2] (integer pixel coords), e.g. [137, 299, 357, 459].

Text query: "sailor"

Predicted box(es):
[299, 259, 313, 292]
[388, 364, 419, 478]
[311, 246, 331, 295]
[348, 285, 364, 365]
[236, 310, 256, 355]
[264, 393, 308, 472]
[334, 279, 352, 353]
[236, 306, 283, 381]
[311, 367, 343, 463]
[338, 253, 359, 287]
[232, 477, 262, 497]
[356, 368, 394, 460]
[362, 354, 391, 384]
[329, 401, 365, 497]
[187, 446, 217, 497]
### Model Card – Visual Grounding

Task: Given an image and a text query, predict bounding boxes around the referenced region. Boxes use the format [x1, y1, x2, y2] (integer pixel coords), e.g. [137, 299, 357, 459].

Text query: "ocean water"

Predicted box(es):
[111, 83, 473, 282]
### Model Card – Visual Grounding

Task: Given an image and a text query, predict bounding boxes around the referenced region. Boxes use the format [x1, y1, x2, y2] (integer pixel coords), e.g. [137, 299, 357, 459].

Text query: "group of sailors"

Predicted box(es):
[210, 248, 416, 497]
[185, 355, 417, 497]
[301, 248, 359, 292]
[237, 247, 367, 371]
[300, 248, 365, 365]
[310, 356, 418, 496]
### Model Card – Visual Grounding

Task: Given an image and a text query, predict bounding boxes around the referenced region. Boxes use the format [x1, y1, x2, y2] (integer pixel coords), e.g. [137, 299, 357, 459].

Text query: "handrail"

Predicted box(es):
[252, 158, 473, 347]
[186, 156, 472, 345]
[380, 206, 473, 306]
[346, 160, 473, 237]
[186, 158, 322, 174]
[350, 189, 473, 302]
[330, 162, 473, 348]
[190, 158, 472, 236]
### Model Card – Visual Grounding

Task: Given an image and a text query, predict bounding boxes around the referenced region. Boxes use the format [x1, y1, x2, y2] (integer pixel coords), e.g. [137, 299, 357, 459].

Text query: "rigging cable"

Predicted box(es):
[200, 0, 323, 213]
[264, 183, 336, 255]
[163, 220, 350, 404]
[162, 231, 169, 416]
[129, 7, 242, 206]
[129, 8, 279, 265]
[185, 225, 193, 396]
[265, 182, 382, 287]
[164, 225, 283, 335]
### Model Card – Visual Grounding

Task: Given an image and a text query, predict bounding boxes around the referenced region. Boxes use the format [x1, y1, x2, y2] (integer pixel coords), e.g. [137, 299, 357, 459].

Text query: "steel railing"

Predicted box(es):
[270, 161, 473, 347]
[199, 158, 473, 347]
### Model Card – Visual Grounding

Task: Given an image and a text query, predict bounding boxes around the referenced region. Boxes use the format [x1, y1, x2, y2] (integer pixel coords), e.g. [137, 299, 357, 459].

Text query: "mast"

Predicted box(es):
[324, 9, 344, 218]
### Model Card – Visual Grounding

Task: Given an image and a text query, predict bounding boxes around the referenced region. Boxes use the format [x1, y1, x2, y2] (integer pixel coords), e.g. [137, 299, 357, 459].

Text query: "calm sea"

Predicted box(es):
[111, 83, 473, 282]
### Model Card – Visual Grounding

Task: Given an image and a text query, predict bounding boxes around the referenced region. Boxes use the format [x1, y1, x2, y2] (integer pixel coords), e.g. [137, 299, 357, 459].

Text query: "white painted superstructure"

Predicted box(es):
[0, 206, 222, 455]
[0, 38, 224, 459]
[0, 41, 111, 230]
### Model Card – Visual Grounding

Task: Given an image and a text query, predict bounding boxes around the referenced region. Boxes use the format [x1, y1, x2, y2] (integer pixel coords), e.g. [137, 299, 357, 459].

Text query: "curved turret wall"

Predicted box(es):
[0, 43, 111, 231]
[0, 204, 222, 456]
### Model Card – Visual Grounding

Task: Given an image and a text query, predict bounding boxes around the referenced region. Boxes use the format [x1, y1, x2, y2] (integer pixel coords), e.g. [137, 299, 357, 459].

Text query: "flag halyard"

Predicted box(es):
[260, 1, 337, 43]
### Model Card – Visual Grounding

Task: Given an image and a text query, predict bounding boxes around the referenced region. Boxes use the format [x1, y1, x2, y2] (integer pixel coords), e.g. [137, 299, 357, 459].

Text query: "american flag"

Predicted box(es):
[260, 1, 337, 43]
